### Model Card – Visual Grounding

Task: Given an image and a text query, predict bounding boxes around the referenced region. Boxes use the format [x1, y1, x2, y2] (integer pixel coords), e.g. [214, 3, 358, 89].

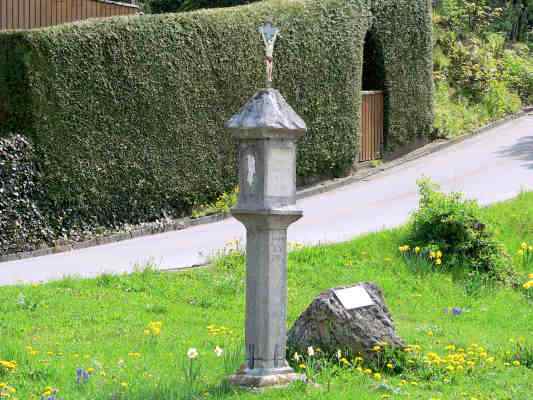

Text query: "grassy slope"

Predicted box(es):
[0, 193, 532, 399]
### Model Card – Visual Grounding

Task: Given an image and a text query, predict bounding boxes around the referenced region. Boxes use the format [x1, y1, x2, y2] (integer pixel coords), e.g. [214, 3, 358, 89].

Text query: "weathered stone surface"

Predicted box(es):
[287, 283, 404, 358]
[228, 363, 305, 388]
[225, 89, 306, 138]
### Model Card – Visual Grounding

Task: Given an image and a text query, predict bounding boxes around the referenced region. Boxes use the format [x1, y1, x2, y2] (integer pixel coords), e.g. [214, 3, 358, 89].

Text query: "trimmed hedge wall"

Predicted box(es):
[370, 0, 434, 150]
[0, 0, 433, 254]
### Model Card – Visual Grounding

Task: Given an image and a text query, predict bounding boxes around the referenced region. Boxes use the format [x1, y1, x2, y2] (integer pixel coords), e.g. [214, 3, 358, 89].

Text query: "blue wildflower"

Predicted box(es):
[76, 367, 90, 384]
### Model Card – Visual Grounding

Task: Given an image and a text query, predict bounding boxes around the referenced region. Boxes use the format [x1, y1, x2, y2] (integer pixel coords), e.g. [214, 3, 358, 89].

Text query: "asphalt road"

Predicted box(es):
[1, 115, 532, 286]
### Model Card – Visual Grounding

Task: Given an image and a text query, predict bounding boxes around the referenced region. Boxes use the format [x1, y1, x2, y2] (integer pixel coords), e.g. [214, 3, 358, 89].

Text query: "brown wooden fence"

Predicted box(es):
[359, 90, 384, 162]
[0, 0, 138, 30]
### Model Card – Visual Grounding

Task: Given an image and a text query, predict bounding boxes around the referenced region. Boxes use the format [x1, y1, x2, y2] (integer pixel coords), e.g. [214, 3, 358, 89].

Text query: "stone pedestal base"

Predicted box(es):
[228, 365, 306, 388]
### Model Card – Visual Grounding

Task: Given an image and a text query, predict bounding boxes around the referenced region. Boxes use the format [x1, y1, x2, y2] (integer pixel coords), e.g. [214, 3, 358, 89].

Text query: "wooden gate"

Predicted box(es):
[0, 0, 138, 31]
[359, 90, 384, 162]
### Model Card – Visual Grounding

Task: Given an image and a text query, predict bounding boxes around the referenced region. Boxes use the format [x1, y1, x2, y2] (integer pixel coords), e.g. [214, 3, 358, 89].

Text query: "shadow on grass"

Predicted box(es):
[497, 135, 533, 170]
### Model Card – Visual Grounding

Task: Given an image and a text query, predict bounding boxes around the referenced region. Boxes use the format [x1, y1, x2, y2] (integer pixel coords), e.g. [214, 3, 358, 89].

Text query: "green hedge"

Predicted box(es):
[370, 0, 434, 150]
[0, 0, 433, 252]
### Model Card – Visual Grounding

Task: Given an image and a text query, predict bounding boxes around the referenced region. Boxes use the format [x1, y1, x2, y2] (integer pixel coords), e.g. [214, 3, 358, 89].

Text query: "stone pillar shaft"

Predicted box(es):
[233, 212, 301, 372]
[246, 227, 287, 370]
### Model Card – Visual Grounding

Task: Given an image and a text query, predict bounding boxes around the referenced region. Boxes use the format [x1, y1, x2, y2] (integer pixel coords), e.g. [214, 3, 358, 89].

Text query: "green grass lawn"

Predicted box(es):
[1, 193, 532, 400]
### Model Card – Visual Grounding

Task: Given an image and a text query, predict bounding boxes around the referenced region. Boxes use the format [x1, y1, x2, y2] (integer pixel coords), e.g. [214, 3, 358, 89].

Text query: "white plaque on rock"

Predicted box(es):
[333, 286, 375, 310]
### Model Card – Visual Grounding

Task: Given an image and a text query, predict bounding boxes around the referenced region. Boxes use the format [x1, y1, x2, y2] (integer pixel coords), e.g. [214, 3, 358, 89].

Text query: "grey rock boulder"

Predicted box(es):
[287, 283, 404, 358]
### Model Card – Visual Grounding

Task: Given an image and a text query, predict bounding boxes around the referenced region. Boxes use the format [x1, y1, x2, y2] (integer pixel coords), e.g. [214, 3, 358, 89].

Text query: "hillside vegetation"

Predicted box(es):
[433, 0, 533, 137]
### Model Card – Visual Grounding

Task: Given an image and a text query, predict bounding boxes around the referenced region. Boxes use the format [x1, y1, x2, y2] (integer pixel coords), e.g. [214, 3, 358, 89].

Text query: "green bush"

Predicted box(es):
[480, 80, 522, 118]
[191, 187, 238, 218]
[434, 81, 488, 138]
[0, 0, 433, 254]
[446, 38, 502, 100]
[407, 179, 507, 276]
[502, 46, 533, 104]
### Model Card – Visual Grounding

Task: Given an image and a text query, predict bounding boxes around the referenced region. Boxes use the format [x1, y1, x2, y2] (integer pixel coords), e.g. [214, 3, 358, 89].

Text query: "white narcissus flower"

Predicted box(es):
[214, 346, 223, 357]
[336, 349, 342, 360]
[293, 352, 301, 362]
[307, 346, 315, 357]
[187, 348, 199, 359]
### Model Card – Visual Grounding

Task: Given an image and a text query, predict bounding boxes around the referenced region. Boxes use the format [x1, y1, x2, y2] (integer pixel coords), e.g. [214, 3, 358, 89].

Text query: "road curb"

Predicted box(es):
[1, 110, 529, 264]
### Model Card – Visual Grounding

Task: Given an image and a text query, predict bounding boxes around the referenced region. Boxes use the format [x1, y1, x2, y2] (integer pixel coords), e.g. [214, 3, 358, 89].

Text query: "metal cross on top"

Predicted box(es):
[259, 21, 280, 87]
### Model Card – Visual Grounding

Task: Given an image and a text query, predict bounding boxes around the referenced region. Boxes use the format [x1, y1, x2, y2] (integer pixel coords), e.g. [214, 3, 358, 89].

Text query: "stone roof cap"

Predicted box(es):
[225, 88, 306, 138]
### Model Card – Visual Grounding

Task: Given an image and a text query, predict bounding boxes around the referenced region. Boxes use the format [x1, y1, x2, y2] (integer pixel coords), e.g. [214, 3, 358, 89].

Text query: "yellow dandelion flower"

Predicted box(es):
[521, 242, 528, 250]
[373, 372, 382, 380]
[512, 360, 521, 367]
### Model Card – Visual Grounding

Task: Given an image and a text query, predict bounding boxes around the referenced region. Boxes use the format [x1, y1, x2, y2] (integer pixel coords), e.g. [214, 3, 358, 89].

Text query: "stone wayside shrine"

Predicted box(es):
[225, 22, 307, 388]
